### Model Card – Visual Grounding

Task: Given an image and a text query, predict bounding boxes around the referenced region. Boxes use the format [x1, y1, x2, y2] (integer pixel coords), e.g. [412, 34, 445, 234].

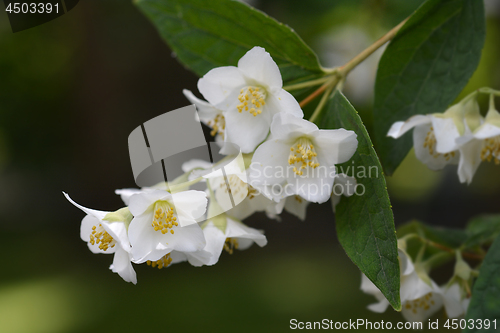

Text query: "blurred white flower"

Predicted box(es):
[250, 112, 357, 203]
[64, 193, 137, 284]
[361, 249, 444, 323]
[456, 100, 500, 183]
[198, 46, 303, 153]
[331, 173, 357, 212]
[388, 99, 483, 183]
[201, 213, 267, 265]
[183, 89, 226, 141]
[441, 283, 470, 319]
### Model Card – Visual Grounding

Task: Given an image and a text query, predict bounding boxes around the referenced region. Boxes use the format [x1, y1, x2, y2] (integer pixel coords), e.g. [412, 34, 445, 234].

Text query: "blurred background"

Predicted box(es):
[1, 0, 499, 332]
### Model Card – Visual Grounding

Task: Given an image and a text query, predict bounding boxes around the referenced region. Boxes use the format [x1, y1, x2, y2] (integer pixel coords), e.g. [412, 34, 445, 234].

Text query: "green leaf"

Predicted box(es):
[373, 0, 485, 175]
[134, 0, 323, 83]
[464, 215, 500, 249]
[321, 91, 400, 311]
[464, 234, 500, 329]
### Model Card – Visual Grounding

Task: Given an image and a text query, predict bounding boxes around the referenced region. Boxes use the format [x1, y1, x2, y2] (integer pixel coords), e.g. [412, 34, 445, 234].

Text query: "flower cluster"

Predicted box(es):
[388, 92, 500, 184]
[361, 243, 472, 322]
[66, 47, 359, 284]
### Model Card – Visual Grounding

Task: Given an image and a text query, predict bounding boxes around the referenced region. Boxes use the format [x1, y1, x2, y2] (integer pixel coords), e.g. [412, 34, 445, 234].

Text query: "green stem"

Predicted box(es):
[489, 92, 496, 110]
[422, 251, 454, 270]
[283, 76, 332, 91]
[309, 80, 336, 123]
[478, 87, 500, 96]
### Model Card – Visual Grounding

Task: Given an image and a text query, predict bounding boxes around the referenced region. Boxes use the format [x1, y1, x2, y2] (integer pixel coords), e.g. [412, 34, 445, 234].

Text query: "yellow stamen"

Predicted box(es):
[480, 136, 500, 164]
[288, 138, 320, 175]
[151, 202, 178, 235]
[237, 86, 266, 116]
[224, 238, 239, 255]
[89, 223, 116, 251]
[146, 254, 172, 269]
[423, 126, 456, 160]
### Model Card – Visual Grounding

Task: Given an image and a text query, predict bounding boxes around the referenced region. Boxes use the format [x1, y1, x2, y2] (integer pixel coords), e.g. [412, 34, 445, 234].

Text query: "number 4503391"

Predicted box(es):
[444, 319, 497, 330]
[6, 2, 59, 14]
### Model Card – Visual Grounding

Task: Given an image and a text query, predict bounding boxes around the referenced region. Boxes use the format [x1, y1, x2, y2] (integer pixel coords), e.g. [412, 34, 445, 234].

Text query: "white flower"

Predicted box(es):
[183, 89, 226, 141]
[197, 46, 303, 153]
[361, 249, 443, 323]
[250, 112, 358, 203]
[331, 173, 357, 212]
[456, 102, 500, 183]
[201, 213, 267, 266]
[441, 283, 470, 318]
[387, 102, 474, 171]
[64, 193, 137, 284]
[127, 189, 208, 263]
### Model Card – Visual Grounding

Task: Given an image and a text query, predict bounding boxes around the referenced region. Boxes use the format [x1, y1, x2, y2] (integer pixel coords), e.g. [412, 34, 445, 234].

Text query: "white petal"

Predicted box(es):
[128, 213, 162, 262]
[237, 47, 282, 92]
[413, 124, 457, 170]
[287, 165, 334, 204]
[115, 188, 143, 206]
[183, 89, 221, 123]
[284, 196, 309, 220]
[64, 192, 108, 221]
[168, 223, 206, 253]
[184, 250, 213, 267]
[224, 107, 271, 153]
[431, 116, 461, 153]
[314, 129, 358, 165]
[202, 222, 227, 265]
[171, 190, 208, 226]
[474, 123, 500, 139]
[330, 194, 341, 213]
[102, 221, 131, 252]
[333, 173, 357, 197]
[226, 218, 267, 248]
[360, 274, 383, 296]
[367, 300, 390, 313]
[387, 115, 432, 138]
[457, 139, 484, 184]
[398, 249, 415, 276]
[249, 139, 292, 186]
[181, 159, 213, 173]
[128, 190, 172, 216]
[265, 90, 303, 118]
[270, 112, 317, 141]
[169, 251, 188, 265]
[198, 66, 246, 107]
[401, 290, 443, 323]
[110, 248, 137, 284]
[81, 215, 115, 254]
[442, 284, 465, 318]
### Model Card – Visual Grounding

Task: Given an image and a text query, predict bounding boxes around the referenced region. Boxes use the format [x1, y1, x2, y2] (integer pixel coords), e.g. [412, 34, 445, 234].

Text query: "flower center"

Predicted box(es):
[480, 135, 500, 165]
[207, 114, 225, 138]
[146, 254, 172, 269]
[90, 223, 116, 251]
[288, 138, 320, 176]
[423, 127, 456, 160]
[219, 175, 249, 202]
[237, 86, 267, 116]
[152, 202, 178, 235]
[224, 238, 239, 254]
[403, 292, 437, 314]
[247, 186, 258, 199]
